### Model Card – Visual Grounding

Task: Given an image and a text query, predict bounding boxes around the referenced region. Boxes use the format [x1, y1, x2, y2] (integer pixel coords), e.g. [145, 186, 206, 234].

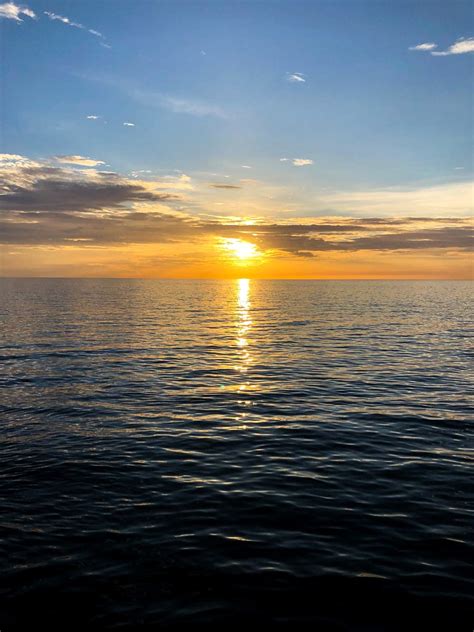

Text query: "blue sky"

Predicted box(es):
[2, 0, 472, 189]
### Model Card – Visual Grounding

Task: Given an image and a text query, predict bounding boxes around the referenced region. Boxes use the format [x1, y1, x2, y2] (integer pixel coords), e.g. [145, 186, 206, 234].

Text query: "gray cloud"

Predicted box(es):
[0, 154, 471, 253]
[0, 180, 176, 213]
[209, 183, 242, 190]
[335, 227, 474, 252]
[1, 207, 471, 252]
[0, 211, 199, 245]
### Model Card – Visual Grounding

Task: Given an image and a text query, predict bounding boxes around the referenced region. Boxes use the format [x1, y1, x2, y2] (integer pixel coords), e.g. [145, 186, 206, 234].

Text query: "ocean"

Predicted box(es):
[1, 279, 472, 629]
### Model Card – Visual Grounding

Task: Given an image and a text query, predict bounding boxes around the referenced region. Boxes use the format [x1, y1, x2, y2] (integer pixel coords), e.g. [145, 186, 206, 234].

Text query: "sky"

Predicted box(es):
[0, 0, 472, 278]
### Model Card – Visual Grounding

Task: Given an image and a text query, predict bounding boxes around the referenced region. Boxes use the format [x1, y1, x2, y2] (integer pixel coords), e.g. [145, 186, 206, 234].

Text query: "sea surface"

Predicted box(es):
[0, 279, 472, 630]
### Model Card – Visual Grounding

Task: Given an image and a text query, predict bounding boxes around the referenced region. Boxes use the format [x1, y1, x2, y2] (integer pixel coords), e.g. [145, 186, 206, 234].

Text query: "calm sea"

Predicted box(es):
[0, 279, 472, 629]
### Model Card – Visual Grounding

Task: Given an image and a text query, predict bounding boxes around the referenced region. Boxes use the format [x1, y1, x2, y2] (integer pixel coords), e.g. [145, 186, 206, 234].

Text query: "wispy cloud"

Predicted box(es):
[131, 88, 228, 118]
[44, 11, 102, 38]
[287, 72, 306, 83]
[292, 158, 313, 166]
[81, 75, 229, 119]
[86, 115, 101, 120]
[318, 181, 473, 216]
[54, 155, 105, 167]
[409, 42, 437, 51]
[158, 94, 228, 118]
[123, 122, 135, 127]
[410, 37, 474, 56]
[44, 10, 109, 46]
[0, 2, 35, 21]
[241, 165, 252, 169]
[0, 4, 110, 46]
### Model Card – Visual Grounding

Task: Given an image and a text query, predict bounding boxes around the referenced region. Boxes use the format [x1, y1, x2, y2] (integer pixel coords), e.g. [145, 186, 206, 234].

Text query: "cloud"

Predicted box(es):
[287, 72, 306, 83]
[123, 122, 135, 127]
[86, 115, 100, 120]
[209, 183, 242, 189]
[215, 218, 473, 257]
[3, 209, 470, 254]
[0, 2, 35, 21]
[280, 157, 314, 167]
[431, 37, 474, 56]
[0, 180, 175, 214]
[409, 42, 437, 51]
[0, 155, 178, 215]
[54, 155, 105, 167]
[1, 154, 471, 260]
[158, 94, 227, 118]
[410, 37, 474, 56]
[44, 10, 108, 43]
[319, 181, 473, 216]
[80, 74, 228, 119]
[0, 210, 200, 246]
[0, 153, 26, 161]
[241, 165, 252, 169]
[0, 4, 110, 46]
[292, 158, 313, 166]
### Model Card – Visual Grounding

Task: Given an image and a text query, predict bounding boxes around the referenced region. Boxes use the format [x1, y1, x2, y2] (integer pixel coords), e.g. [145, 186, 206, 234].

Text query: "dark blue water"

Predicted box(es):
[1, 279, 472, 629]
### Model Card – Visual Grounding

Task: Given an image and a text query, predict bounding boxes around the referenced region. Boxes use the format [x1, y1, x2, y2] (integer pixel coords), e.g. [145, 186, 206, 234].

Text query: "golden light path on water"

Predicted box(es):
[234, 278, 253, 428]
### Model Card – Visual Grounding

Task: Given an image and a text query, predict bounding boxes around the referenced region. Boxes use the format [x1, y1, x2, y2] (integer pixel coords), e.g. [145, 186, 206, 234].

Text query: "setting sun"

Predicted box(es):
[221, 238, 260, 261]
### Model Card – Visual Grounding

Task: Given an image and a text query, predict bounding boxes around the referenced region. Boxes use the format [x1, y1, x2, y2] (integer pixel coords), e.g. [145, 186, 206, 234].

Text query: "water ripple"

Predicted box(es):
[0, 279, 472, 628]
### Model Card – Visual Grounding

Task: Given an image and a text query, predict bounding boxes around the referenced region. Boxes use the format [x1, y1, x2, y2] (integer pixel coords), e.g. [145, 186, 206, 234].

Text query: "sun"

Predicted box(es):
[222, 238, 259, 261]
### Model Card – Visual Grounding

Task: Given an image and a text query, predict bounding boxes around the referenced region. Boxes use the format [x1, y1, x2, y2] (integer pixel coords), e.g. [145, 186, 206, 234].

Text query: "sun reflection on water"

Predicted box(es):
[236, 278, 251, 354]
[233, 279, 253, 426]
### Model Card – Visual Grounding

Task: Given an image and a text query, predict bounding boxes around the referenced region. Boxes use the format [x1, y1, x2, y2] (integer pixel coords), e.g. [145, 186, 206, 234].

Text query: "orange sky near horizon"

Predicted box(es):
[2, 237, 472, 279]
[0, 155, 472, 280]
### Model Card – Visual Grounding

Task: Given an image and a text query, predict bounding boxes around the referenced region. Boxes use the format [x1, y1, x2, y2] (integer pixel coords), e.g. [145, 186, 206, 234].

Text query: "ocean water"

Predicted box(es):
[0, 279, 472, 629]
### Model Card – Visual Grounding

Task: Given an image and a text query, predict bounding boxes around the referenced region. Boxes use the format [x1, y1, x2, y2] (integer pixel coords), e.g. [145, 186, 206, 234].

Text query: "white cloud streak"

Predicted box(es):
[158, 94, 228, 118]
[54, 155, 105, 167]
[409, 42, 437, 51]
[410, 37, 474, 56]
[44, 10, 107, 43]
[287, 72, 306, 83]
[80, 74, 228, 119]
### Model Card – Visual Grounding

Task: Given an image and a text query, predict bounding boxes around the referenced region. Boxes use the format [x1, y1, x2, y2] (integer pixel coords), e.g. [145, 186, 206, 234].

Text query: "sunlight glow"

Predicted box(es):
[222, 238, 259, 261]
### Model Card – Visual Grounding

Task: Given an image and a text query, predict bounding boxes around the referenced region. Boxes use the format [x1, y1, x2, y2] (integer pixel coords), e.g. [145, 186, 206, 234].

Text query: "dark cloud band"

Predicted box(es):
[0, 157, 471, 254]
